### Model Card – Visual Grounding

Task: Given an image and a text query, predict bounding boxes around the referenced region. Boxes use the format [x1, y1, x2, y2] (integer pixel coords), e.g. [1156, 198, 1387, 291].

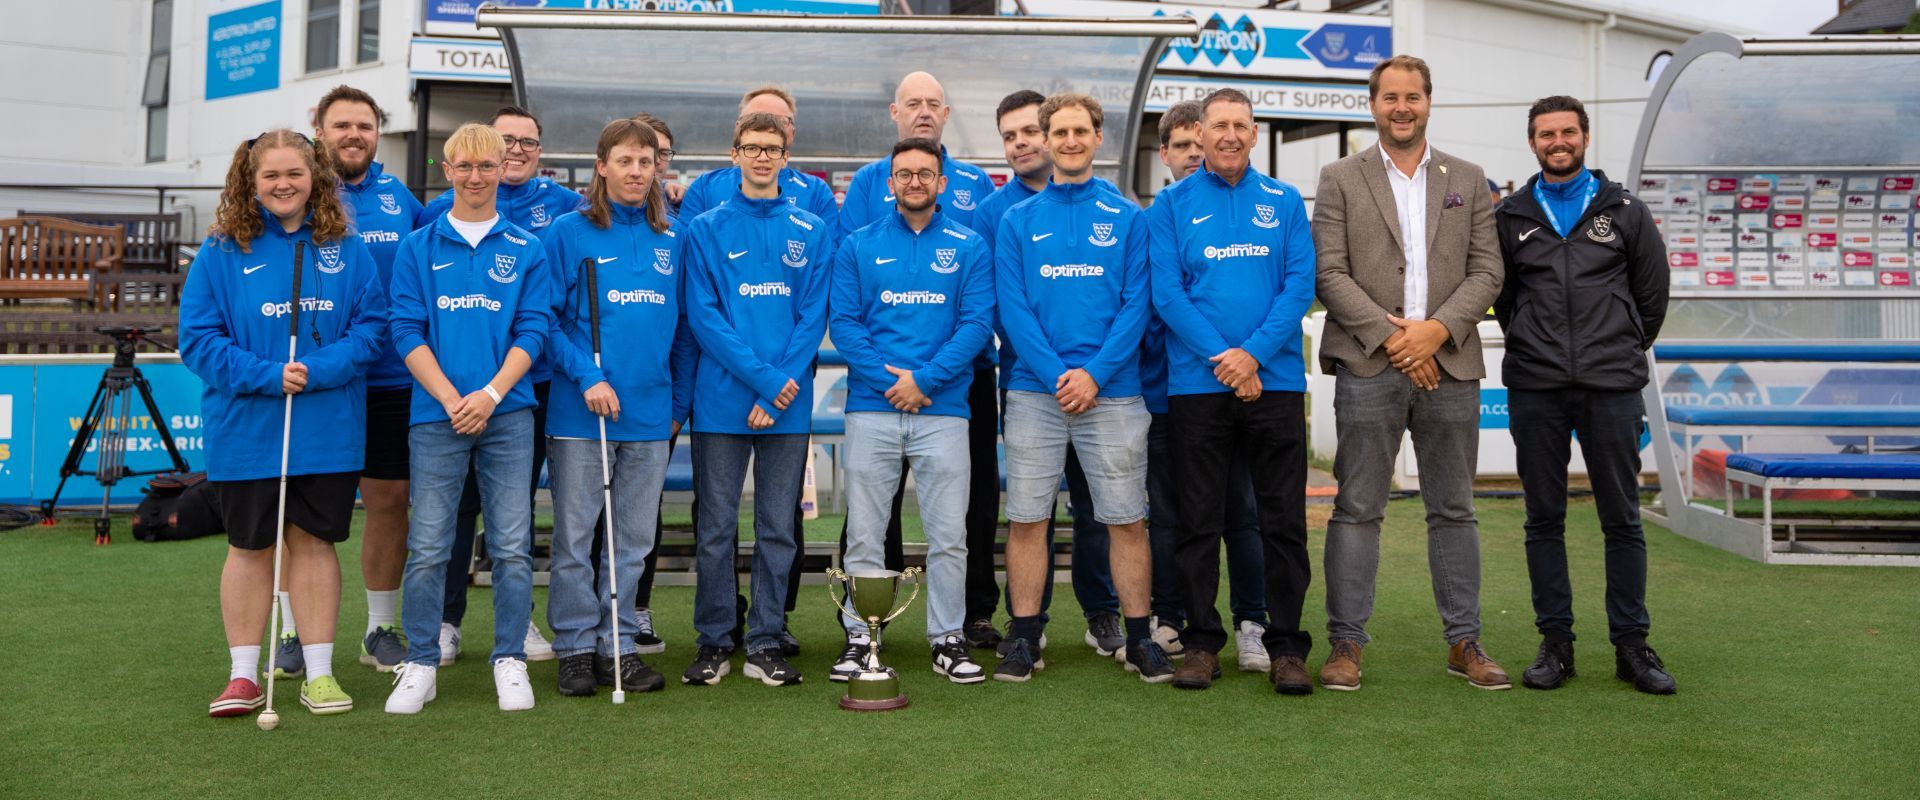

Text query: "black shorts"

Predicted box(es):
[217, 472, 360, 550]
[363, 387, 413, 480]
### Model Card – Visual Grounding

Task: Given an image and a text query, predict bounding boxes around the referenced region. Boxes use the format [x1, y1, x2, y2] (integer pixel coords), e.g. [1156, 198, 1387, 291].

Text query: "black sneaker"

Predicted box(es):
[1085, 612, 1124, 657]
[993, 638, 1045, 683]
[1125, 640, 1177, 684]
[597, 652, 666, 693]
[830, 636, 872, 683]
[1615, 643, 1676, 695]
[775, 624, 801, 657]
[681, 645, 732, 686]
[996, 625, 1047, 658]
[932, 637, 986, 684]
[964, 618, 1003, 650]
[1523, 639, 1576, 690]
[744, 649, 804, 686]
[632, 607, 665, 655]
[557, 653, 597, 697]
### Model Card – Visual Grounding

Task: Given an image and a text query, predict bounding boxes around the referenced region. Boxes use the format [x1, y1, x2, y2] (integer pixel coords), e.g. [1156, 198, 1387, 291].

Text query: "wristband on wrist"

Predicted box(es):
[482, 384, 502, 404]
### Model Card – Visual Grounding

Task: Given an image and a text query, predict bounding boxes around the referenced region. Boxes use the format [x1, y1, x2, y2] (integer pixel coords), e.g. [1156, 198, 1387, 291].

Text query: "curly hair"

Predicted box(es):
[208, 130, 350, 253]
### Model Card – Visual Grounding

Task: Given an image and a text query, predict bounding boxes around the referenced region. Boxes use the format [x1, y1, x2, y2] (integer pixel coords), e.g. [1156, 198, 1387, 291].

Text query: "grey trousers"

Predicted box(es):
[1325, 365, 1483, 646]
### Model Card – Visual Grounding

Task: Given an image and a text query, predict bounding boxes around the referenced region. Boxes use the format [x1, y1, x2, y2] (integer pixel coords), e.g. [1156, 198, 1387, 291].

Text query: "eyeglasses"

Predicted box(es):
[657, 148, 676, 161]
[734, 144, 788, 159]
[448, 162, 501, 176]
[891, 169, 940, 184]
[501, 135, 542, 151]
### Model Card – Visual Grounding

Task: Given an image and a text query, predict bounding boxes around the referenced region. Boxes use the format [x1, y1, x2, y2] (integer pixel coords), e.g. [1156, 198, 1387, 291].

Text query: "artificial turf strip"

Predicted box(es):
[2, 498, 1916, 798]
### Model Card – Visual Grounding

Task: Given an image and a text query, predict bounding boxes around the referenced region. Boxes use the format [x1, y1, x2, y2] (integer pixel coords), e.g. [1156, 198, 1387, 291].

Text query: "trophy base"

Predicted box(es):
[839, 694, 910, 712]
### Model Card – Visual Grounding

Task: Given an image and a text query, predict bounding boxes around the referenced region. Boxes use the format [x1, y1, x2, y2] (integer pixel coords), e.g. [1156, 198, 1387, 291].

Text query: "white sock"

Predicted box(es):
[278, 593, 298, 636]
[230, 645, 260, 682]
[366, 589, 399, 633]
[302, 642, 334, 679]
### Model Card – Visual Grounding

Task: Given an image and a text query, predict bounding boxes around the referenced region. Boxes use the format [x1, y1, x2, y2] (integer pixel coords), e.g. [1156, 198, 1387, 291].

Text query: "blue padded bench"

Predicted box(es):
[1722, 452, 1920, 534]
[1664, 405, 1920, 499]
[1653, 343, 1920, 362]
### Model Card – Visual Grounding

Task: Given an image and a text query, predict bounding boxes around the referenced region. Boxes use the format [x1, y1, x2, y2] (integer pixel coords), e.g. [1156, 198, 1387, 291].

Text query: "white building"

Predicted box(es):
[0, 0, 1759, 228]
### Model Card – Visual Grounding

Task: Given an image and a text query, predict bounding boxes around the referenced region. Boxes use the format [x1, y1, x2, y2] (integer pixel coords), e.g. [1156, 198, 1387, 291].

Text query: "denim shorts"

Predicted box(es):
[1002, 390, 1148, 525]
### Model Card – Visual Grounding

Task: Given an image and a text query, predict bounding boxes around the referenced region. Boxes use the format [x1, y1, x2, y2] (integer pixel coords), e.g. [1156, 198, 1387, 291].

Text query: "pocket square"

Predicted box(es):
[1444, 192, 1465, 209]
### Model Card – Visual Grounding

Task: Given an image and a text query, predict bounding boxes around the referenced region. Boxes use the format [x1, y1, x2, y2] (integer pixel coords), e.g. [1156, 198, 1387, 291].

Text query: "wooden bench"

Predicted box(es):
[21, 211, 183, 273]
[0, 216, 125, 305]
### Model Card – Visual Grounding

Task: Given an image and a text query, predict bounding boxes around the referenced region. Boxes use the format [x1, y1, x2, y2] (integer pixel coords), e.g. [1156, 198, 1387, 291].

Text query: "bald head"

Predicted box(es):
[890, 71, 952, 144]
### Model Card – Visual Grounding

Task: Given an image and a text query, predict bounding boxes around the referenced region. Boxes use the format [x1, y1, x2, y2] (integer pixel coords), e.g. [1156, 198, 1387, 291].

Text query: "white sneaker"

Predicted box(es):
[493, 657, 536, 711]
[1236, 619, 1271, 673]
[523, 621, 556, 662]
[438, 623, 461, 666]
[1151, 615, 1185, 657]
[384, 662, 438, 714]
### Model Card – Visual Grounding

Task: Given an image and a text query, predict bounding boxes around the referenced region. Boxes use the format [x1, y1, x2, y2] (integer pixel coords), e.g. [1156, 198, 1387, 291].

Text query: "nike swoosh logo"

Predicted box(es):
[243, 263, 266, 275]
[882, 195, 896, 202]
[597, 256, 618, 264]
[1190, 215, 1213, 225]
[728, 250, 749, 259]
[1031, 233, 1053, 242]
[431, 262, 454, 271]
[875, 258, 897, 265]
[1519, 227, 1542, 242]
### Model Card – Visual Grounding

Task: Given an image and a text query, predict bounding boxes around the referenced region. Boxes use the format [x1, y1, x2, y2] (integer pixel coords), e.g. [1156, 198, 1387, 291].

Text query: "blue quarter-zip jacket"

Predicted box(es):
[838, 146, 995, 240]
[994, 179, 1150, 397]
[180, 209, 387, 480]
[829, 210, 993, 419]
[973, 176, 1122, 386]
[423, 176, 582, 384]
[680, 191, 832, 434]
[388, 214, 551, 425]
[1146, 167, 1317, 395]
[680, 166, 838, 235]
[543, 204, 696, 442]
[339, 161, 424, 390]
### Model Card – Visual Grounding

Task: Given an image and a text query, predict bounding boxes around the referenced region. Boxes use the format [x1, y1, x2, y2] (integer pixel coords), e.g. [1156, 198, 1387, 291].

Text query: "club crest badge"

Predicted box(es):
[530, 204, 550, 228]
[1588, 214, 1617, 243]
[490, 253, 518, 283]
[782, 239, 808, 268]
[1088, 222, 1117, 247]
[1253, 204, 1278, 229]
[316, 243, 344, 274]
[654, 248, 674, 276]
[951, 189, 975, 210]
[379, 193, 402, 215]
[932, 248, 958, 274]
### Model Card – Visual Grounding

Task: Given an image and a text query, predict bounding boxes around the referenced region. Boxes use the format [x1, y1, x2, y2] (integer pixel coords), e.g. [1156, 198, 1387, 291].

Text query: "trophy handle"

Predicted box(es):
[879, 566, 924, 626]
[824, 567, 865, 627]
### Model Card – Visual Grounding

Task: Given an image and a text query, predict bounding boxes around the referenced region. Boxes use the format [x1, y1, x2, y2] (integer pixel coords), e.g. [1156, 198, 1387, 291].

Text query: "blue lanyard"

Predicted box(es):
[1534, 176, 1597, 237]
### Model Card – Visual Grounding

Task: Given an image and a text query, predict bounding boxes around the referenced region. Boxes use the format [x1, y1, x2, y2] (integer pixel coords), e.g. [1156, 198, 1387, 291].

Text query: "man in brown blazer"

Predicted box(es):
[1312, 55, 1508, 691]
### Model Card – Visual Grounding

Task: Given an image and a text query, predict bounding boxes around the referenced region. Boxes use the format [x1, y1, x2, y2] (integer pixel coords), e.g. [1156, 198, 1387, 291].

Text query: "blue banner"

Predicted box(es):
[0, 360, 206, 506]
[206, 1, 281, 100]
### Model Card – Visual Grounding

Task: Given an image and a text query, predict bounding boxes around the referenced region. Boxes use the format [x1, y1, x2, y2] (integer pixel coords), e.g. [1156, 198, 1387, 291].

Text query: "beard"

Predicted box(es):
[897, 193, 937, 213]
[1537, 147, 1586, 180]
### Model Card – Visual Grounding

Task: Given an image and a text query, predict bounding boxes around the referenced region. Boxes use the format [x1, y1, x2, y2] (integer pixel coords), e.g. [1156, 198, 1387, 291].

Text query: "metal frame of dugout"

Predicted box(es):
[1628, 33, 1920, 566]
[475, 7, 1201, 193]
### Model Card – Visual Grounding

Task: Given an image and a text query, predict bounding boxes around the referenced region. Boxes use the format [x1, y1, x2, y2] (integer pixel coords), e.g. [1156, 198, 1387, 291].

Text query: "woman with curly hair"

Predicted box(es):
[180, 129, 387, 719]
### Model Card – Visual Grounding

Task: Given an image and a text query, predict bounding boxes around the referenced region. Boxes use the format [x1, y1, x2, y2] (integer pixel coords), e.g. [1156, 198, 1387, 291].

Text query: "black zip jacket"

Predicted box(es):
[1493, 170, 1669, 392]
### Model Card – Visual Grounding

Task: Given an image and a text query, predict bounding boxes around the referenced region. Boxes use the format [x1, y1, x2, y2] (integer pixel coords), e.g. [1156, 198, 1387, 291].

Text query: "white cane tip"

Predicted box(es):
[612, 691, 626, 705]
[257, 711, 280, 731]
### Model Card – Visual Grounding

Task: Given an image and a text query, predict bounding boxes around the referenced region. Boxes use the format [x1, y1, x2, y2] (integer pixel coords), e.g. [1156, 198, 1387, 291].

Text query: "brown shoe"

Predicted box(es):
[1170, 650, 1220, 690]
[1269, 655, 1313, 695]
[1447, 638, 1512, 690]
[1319, 639, 1363, 691]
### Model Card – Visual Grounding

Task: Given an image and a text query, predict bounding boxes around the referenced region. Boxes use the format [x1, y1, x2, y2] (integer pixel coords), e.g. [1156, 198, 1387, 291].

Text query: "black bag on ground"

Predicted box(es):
[132, 472, 224, 542]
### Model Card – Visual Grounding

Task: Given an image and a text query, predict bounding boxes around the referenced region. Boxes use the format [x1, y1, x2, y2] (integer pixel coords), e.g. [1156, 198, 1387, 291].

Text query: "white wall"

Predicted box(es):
[0, 0, 149, 167]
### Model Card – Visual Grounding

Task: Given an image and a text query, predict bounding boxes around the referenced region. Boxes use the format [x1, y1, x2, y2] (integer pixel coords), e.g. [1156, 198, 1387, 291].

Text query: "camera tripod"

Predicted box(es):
[41, 326, 189, 544]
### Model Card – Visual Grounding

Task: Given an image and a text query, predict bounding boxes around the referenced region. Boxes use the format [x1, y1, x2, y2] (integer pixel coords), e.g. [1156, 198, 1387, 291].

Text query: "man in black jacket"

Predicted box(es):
[1493, 96, 1675, 695]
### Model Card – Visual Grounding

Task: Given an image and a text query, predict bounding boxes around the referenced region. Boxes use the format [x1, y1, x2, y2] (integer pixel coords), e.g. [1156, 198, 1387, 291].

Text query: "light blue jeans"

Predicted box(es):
[691, 432, 808, 655]
[1002, 391, 1149, 525]
[401, 409, 534, 666]
[841, 411, 970, 643]
[545, 436, 669, 658]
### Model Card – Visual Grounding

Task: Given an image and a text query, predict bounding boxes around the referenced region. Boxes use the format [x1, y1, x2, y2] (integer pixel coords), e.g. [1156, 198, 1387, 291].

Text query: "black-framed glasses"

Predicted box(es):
[891, 169, 940, 184]
[502, 135, 542, 151]
[247, 131, 312, 148]
[657, 148, 676, 161]
[735, 144, 788, 159]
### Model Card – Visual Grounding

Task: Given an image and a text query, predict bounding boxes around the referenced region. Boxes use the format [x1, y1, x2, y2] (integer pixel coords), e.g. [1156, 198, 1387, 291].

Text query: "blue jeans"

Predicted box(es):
[692, 432, 807, 655]
[1147, 412, 1266, 627]
[401, 410, 535, 666]
[841, 412, 970, 642]
[1002, 391, 1148, 525]
[443, 380, 548, 625]
[546, 436, 668, 658]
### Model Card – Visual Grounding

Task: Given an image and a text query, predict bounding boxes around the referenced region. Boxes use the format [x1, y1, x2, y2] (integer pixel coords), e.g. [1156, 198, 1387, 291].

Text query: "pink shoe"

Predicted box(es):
[209, 677, 264, 718]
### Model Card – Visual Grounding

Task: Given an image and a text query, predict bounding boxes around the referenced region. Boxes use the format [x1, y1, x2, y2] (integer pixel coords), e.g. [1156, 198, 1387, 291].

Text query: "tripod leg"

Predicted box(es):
[44, 379, 115, 520]
[133, 370, 190, 474]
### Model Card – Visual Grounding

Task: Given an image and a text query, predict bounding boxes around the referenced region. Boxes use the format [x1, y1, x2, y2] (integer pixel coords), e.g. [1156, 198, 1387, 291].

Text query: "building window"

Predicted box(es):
[307, 0, 341, 73]
[144, 0, 172, 162]
[356, 0, 380, 63]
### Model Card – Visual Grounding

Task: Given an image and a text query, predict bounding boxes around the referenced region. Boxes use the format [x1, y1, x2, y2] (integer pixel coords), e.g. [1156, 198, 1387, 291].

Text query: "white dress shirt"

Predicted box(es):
[1380, 142, 1431, 321]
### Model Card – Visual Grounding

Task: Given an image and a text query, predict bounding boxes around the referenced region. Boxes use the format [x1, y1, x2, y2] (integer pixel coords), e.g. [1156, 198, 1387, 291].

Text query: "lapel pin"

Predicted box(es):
[1439, 164, 1449, 175]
